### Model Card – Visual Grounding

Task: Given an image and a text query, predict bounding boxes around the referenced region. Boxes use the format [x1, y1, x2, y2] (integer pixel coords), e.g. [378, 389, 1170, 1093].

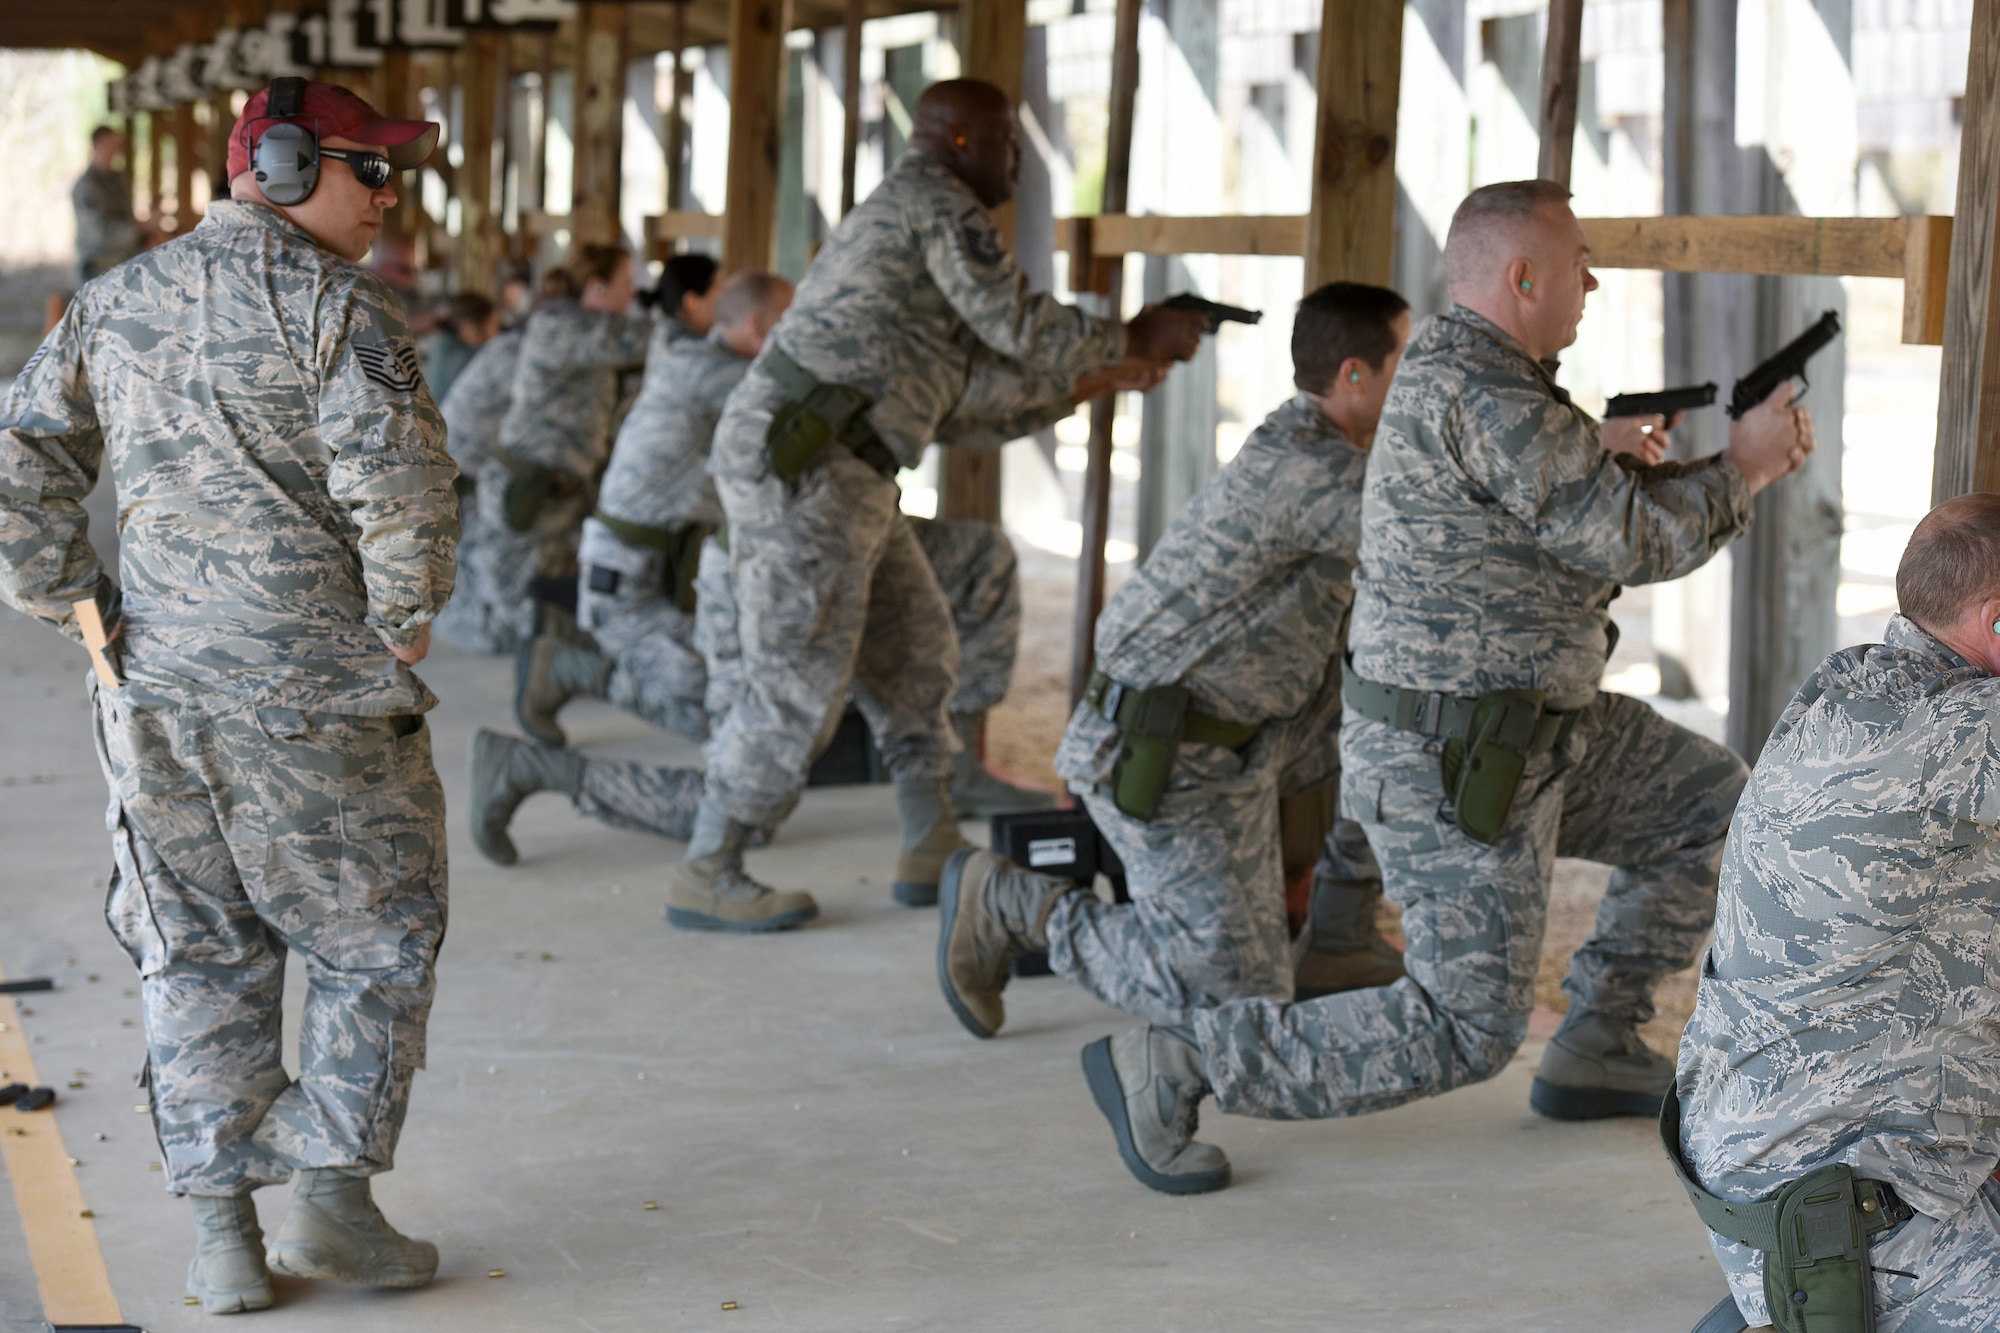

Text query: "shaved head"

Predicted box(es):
[713, 270, 793, 331]
[908, 79, 1020, 209]
[1897, 493, 2000, 639]
[1442, 179, 1575, 295]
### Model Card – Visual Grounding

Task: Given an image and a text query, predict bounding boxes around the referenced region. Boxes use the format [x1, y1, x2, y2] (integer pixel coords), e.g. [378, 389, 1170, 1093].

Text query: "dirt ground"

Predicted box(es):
[985, 570, 1703, 1051]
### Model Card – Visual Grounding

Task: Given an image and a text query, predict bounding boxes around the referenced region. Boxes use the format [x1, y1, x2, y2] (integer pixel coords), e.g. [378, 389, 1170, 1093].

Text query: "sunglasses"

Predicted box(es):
[320, 147, 394, 190]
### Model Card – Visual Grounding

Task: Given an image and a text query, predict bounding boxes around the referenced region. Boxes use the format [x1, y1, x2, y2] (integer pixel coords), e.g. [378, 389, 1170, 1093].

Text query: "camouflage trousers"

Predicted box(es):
[1051, 665, 1378, 1024]
[571, 754, 703, 842]
[1709, 1177, 2000, 1331]
[1195, 691, 1745, 1119]
[703, 443, 959, 829]
[906, 515, 1020, 718]
[91, 684, 446, 1197]
[576, 517, 708, 741]
[435, 457, 587, 656]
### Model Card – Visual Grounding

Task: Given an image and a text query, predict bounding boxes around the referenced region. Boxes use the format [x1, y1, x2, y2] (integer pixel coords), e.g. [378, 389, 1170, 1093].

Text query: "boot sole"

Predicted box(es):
[892, 881, 939, 907]
[1080, 1038, 1231, 1196]
[1528, 1077, 1665, 1121]
[188, 1280, 275, 1314]
[665, 902, 818, 933]
[935, 849, 996, 1040]
[266, 1243, 435, 1289]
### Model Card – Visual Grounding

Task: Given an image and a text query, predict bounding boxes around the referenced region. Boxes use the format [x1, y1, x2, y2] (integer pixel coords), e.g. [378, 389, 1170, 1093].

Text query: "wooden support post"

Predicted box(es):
[1537, 0, 1584, 187]
[572, 3, 631, 247]
[1303, 0, 1401, 288]
[942, 0, 1027, 526]
[142, 110, 162, 228]
[723, 0, 790, 271]
[174, 103, 198, 234]
[1069, 0, 1141, 708]
[839, 0, 864, 216]
[380, 50, 418, 238]
[1933, 0, 2000, 500]
[667, 0, 691, 214]
[533, 32, 555, 216]
[458, 32, 503, 294]
[207, 96, 232, 210]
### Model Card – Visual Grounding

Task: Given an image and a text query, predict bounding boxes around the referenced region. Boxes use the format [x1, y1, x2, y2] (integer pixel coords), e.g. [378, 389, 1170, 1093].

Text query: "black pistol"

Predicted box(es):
[1728, 309, 1842, 419]
[1604, 383, 1718, 419]
[1161, 293, 1263, 329]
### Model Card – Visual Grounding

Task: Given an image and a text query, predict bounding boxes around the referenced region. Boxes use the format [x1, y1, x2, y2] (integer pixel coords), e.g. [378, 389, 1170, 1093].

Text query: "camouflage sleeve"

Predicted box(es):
[317, 273, 460, 650]
[1272, 450, 1367, 563]
[0, 309, 115, 645]
[1455, 388, 1753, 585]
[921, 194, 1125, 373]
[933, 348, 1075, 450]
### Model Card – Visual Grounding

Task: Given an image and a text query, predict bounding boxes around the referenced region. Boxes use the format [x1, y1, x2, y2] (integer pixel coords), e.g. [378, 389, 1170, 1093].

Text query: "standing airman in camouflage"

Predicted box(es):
[429, 319, 523, 653]
[1673, 495, 2000, 1333]
[1061, 180, 1816, 1196]
[937, 282, 1412, 1053]
[0, 82, 455, 1310]
[670, 78, 1203, 933]
[455, 244, 650, 655]
[71, 125, 144, 284]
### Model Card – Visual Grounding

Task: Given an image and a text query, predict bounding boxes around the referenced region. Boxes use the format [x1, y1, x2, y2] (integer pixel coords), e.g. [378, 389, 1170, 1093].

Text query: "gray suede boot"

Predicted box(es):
[1080, 1024, 1230, 1195]
[187, 1194, 274, 1314]
[265, 1168, 437, 1288]
[891, 775, 971, 907]
[947, 711, 1057, 819]
[935, 848, 1074, 1038]
[467, 727, 584, 866]
[1293, 875, 1405, 998]
[1529, 1007, 1676, 1120]
[665, 802, 819, 932]
[515, 634, 611, 747]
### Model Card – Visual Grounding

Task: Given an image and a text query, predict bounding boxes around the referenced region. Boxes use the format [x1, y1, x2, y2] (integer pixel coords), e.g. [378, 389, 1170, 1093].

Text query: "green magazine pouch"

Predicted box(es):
[1108, 685, 1191, 821]
[1762, 1166, 1877, 1333]
[1440, 688, 1545, 844]
[503, 461, 558, 532]
[765, 383, 873, 482]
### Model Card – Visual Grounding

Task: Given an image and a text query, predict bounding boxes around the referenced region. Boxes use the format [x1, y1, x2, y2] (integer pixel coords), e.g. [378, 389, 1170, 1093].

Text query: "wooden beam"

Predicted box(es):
[1904, 215, 1952, 346]
[722, 0, 790, 271]
[1582, 215, 1908, 278]
[572, 2, 631, 246]
[458, 32, 503, 294]
[1057, 213, 1307, 260]
[943, 0, 1026, 528]
[1303, 0, 1400, 288]
[667, 0, 691, 213]
[644, 209, 728, 256]
[1538, 0, 1584, 187]
[1070, 0, 1141, 708]
[839, 0, 864, 215]
[1935, 0, 2000, 500]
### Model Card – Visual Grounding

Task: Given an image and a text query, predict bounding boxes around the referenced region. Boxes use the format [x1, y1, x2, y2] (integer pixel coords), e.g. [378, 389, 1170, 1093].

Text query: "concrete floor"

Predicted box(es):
[0, 606, 1733, 1333]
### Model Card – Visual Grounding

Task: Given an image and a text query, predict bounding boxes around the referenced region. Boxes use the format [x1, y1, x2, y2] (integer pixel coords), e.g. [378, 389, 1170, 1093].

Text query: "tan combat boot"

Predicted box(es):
[265, 1168, 437, 1288]
[1529, 1008, 1675, 1120]
[665, 803, 818, 932]
[515, 634, 611, 747]
[188, 1193, 274, 1314]
[1080, 1025, 1230, 1195]
[891, 775, 971, 907]
[935, 848, 1075, 1038]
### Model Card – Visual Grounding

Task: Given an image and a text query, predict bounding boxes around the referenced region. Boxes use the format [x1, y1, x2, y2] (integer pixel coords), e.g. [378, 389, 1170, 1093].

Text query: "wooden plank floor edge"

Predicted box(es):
[0, 963, 125, 1326]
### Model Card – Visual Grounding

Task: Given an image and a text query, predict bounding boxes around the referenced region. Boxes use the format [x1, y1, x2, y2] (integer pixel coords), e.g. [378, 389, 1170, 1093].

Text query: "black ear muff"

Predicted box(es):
[256, 122, 320, 205]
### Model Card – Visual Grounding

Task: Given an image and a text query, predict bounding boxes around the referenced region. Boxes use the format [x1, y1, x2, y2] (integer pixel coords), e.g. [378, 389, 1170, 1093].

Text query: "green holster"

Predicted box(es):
[1341, 669, 1577, 844]
[493, 445, 584, 532]
[593, 512, 714, 614]
[1661, 1087, 1910, 1333]
[758, 345, 901, 482]
[1084, 670, 1263, 822]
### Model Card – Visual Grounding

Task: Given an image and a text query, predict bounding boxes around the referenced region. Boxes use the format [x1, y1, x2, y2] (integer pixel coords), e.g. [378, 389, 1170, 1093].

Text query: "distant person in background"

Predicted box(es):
[71, 126, 142, 285]
[368, 233, 440, 334]
[495, 259, 534, 328]
[421, 293, 501, 404]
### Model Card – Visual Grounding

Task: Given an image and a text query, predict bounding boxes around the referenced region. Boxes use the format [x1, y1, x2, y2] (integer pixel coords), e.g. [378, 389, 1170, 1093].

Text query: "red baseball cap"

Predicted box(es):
[227, 81, 439, 183]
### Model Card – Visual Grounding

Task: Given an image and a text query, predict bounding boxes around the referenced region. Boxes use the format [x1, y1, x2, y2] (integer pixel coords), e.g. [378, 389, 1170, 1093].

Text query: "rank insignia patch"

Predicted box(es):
[355, 341, 425, 394]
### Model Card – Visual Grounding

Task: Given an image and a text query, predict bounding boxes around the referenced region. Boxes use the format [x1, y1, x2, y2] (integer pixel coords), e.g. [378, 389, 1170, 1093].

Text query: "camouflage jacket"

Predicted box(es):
[1056, 394, 1366, 782]
[0, 201, 457, 714]
[439, 328, 521, 476]
[599, 328, 746, 532]
[71, 166, 141, 275]
[1349, 306, 1753, 707]
[494, 297, 651, 478]
[746, 149, 1123, 471]
[1679, 614, 2000, 1223]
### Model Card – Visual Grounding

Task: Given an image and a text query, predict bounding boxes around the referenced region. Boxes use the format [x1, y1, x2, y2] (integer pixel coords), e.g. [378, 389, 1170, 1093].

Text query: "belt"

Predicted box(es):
[760, 345, 901, 479]
[1660, 1086, 1912, 1253]
[1342, 671, 1575, 754]
[593, 511, 702, 552]
[1085, 669, 1262, 750]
